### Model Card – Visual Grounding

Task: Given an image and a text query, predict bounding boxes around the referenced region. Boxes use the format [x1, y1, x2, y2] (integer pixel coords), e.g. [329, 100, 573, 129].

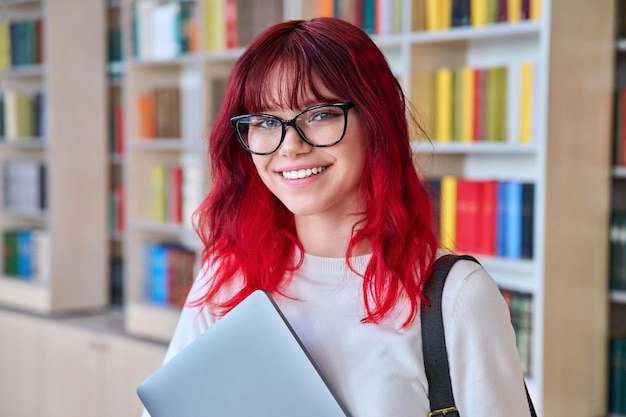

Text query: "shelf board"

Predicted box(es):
[409, 20, 542, 44]
[411, 140, 538, 155]
[478, 256, 538, 293]
[126, 301, 179, 343]
[128, 137, 205, 152]
[130, 220, 187, 235]
[0, 64, 45, 78]
[610, 290, 626, 304]
[0, 137, 46, 150]
[0, 277, 50, 313]
[613, 165, 626, 178]
[128, 47, 243, 67]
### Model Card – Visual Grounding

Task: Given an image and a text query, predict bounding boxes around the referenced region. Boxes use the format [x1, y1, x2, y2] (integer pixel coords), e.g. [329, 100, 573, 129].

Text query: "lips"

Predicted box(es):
[281, 166, 327, 179]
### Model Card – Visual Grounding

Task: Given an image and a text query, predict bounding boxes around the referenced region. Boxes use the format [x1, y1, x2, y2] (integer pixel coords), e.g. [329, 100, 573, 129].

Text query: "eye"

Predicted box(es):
[256, 117, 281, 129]
[306, 108, 342, 123]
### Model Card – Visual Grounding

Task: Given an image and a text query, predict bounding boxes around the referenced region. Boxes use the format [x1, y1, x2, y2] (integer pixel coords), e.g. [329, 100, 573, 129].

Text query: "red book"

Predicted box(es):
[169, 166, 183, 224]
[455, 178, 480, 254]
[225, 0, 239, 49]
[476, 179, 498, 255]
[36, 19, 44, 64]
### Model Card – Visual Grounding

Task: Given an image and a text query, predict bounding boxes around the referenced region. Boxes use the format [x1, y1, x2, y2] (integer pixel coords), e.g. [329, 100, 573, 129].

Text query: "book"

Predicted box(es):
[520, 182, 534, 259]
[471, 0, 488, 26]
[149, 165, 168, 223]
[137, 93, 156, 138]
[202, 0, 227, 51]
[476, 179, 498, 256]
[519, 62, 534, 144]
[455, 178, 479, 253]
[435, 67, 453, 142]
[440, 175, 457, 251]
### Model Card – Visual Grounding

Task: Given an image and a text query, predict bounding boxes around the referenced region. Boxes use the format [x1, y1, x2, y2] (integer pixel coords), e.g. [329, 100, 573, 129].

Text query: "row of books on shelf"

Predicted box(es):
[137, 86, 181, 139]
[422, 0, 542, 31]
[609, 336, 626, 415]
[132, 0, 283, 59]
[501, 288, 532, 376]
[2, 228, 49, 282]
[0, 90, 45, 141]
[610, 212, 626, 291]
[427, 62, 533, 144]
[0, 18, 43, 69]
[3, 160, 46, 214]
[144, 241, 196, 306]
[150, 164, 183, 224]
[427, 177, 534, 259]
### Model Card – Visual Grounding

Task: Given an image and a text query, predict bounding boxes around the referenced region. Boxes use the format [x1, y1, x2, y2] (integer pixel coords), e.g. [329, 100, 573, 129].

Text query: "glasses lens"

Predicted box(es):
[235, 115, 283, 154]
[295, 105, 348, 146]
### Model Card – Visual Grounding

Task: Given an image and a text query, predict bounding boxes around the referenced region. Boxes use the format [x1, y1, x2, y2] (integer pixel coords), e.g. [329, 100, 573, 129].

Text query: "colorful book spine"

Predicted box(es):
[519, 61, 534, 144]
[429, 177, 533, 259]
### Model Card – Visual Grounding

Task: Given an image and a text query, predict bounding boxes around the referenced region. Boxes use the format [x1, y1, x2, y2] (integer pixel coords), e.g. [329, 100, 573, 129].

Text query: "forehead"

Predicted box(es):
[243, 65, 339, 113]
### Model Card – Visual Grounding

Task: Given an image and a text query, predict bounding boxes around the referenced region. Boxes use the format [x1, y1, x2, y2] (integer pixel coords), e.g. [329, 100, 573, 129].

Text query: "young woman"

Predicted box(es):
[160, 17, 531, 417]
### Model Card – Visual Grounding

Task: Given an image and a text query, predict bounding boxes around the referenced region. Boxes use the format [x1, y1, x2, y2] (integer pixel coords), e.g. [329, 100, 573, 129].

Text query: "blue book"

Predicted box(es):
[148, 243, 169, 305]
[504, 181, 523, 259]
[496, 181, 508, 256]
[16, 229, 33, 280]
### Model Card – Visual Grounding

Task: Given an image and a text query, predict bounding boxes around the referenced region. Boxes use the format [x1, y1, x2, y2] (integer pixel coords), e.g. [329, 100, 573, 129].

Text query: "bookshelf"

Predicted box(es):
[119, 1, 613, 416]
[0, 0, 108, 314]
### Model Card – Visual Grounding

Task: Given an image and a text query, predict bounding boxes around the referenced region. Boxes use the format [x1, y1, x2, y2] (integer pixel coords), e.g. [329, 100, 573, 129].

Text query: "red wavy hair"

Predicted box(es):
[192, 17, 438, 327]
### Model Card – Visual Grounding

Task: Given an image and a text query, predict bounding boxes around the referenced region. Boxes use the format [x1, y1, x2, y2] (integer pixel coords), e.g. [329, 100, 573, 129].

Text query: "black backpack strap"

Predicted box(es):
[421, 254, 537, 417]
[421, 254, 477, 416]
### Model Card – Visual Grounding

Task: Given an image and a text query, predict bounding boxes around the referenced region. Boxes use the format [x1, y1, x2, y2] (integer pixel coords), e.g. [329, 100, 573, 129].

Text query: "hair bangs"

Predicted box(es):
[241, 37, 338, 113]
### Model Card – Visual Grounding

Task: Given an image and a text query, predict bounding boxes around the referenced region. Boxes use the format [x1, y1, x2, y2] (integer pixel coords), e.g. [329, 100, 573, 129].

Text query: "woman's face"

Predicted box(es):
[249, 76, 368, 222]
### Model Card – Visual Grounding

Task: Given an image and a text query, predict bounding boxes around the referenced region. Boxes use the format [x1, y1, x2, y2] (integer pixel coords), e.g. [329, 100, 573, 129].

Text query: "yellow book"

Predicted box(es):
[16, 92, 34, 138]
[150, 164, 168, 222]
[0, 21, 10, 69]
[4, 91, 17, 140]
[202, 0, 226, 51]
[530, 0, 542, 20]
[508, 0, 521, 22]
[519, 62, 533, 144]
[440, 175, 457, 251]
[425, 0, 441, 30]
[439, 0, 452, 30]
[460, 67, 475, 142]
[471, 0, 488, 26]
[435, 68, 453, 142]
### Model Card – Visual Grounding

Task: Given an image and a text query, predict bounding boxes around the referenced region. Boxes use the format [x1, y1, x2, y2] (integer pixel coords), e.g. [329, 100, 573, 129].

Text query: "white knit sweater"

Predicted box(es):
[154, 253, 531, 417]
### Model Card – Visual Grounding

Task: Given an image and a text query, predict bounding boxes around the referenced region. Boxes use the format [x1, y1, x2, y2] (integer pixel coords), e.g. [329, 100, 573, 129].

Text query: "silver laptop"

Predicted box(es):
[137, 290, 352, 417]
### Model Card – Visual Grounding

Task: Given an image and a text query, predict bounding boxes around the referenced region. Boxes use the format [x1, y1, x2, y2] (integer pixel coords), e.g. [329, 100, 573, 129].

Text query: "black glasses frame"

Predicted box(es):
[230, 102, 355, 155]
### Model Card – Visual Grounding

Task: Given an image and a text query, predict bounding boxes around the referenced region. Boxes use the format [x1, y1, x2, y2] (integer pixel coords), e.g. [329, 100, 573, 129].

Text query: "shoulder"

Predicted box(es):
[438, 253, 505, 319]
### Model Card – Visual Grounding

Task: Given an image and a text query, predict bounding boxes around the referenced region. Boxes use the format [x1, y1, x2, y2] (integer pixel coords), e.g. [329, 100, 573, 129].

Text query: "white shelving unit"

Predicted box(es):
[0, 0, 108, 314]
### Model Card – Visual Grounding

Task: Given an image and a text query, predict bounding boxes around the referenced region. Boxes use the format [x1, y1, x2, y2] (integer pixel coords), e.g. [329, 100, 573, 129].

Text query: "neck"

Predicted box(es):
[294, 213, 371, 258]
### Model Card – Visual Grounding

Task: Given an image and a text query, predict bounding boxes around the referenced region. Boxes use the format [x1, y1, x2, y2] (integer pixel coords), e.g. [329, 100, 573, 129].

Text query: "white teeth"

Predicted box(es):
[282, 166, 326, 179]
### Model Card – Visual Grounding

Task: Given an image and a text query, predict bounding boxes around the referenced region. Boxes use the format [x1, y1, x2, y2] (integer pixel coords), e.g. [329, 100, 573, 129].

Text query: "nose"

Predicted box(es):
[277, 125, 312, 157]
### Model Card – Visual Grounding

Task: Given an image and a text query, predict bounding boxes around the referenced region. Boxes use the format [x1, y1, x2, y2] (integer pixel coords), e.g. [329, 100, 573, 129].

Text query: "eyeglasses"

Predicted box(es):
[230, 102, 355, 155]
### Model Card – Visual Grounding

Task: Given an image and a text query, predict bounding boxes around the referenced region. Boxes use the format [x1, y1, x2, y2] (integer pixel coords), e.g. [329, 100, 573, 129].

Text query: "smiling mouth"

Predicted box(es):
[281, 166, 327, 180]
